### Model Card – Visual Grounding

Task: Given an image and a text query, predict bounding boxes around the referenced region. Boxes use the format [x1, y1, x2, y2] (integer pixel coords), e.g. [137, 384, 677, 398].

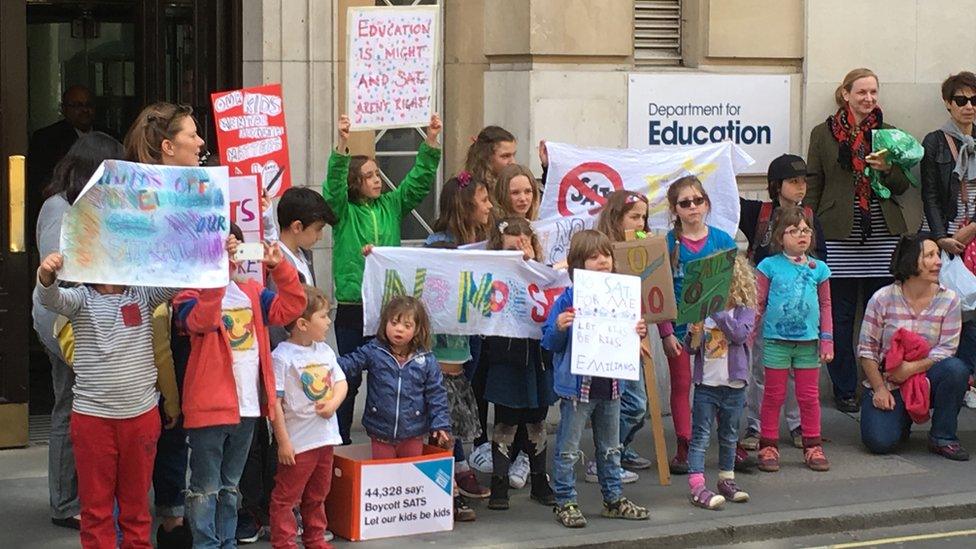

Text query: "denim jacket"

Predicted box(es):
[338, 339, 451, 442]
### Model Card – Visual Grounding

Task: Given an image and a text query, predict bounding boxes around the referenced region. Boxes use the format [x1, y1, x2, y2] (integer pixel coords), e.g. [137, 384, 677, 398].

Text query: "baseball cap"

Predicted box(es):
[767, 154, 807, 183]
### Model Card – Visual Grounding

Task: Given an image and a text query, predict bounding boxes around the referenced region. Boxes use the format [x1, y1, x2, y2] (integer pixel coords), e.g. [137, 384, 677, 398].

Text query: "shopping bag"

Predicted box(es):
[940, 251, 976, 312]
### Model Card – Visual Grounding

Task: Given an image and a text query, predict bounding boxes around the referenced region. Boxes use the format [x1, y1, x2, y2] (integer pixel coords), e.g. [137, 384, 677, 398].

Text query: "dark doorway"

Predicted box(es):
[0, 0, 241, 444]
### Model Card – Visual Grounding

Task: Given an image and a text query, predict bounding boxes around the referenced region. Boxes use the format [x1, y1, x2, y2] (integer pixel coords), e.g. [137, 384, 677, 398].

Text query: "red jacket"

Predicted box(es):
[885, 328, 931, 424]
[174, 260, 306, 429]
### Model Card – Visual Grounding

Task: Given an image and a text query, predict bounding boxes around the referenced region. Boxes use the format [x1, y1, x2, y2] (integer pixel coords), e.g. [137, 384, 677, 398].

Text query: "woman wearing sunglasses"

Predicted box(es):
[805, 68, 914, 415]
[920, 71, 976, 375]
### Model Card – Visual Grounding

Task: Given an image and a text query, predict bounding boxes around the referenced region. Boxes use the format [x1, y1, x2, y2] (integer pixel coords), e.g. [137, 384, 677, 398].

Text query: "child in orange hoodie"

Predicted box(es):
[174, 224, 306, 548]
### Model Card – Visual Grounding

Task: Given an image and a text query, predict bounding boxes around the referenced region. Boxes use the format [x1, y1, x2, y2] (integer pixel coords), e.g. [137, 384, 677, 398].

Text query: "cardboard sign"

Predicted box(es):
[362, 247, 570, 338]
[59, 160, 230, 288]
[570, 269, 642, 381]
[326, 444, 453, 541]
[346, 5, 438, 130]
[228, 175, 264, 285]
[211, 83, 291, 197]
[676, 248, 737, 325]
[612, 236, 677, 323]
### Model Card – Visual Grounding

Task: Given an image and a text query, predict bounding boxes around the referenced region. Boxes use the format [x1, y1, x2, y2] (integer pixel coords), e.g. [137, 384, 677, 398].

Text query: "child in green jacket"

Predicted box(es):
[323, 113, 442, 444]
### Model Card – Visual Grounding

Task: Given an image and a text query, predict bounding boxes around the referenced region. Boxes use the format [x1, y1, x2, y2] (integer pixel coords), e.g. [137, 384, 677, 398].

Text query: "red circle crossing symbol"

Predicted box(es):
[556, 162, 625, 217]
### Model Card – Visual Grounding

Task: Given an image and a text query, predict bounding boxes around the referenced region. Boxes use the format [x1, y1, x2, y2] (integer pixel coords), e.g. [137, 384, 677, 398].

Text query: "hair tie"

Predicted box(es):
[470, 135, 478, 144]
[457, 171, 472, 188]
[497, 221, 509, 232]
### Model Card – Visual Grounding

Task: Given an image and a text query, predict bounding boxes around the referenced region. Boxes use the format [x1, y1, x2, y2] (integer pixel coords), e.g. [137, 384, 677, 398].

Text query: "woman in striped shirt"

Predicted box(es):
[806, 68, 915, 414]
[857, 234, 969, 460]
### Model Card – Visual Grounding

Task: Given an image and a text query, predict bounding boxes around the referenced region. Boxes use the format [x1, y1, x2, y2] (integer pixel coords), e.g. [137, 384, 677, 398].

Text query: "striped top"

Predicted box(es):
[37, 282, 178, 419]
[825, 198, 900, 278]
[920, 188, 972, 236]
[857, 283, 960, 390]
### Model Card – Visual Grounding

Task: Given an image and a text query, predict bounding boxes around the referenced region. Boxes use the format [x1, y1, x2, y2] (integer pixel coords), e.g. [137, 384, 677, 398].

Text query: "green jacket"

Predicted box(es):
[323, 142, 441, 303]
[806, 121, 911, 240]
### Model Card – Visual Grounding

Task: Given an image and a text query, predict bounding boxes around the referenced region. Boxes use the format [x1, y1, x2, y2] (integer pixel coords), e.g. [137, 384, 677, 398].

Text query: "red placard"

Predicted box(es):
[211, 83, 291, 197]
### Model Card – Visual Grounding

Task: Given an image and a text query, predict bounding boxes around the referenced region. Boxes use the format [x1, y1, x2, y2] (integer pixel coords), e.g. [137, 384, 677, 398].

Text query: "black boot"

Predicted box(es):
[488, 475, 510, 510]
[529, 472, 556, 506]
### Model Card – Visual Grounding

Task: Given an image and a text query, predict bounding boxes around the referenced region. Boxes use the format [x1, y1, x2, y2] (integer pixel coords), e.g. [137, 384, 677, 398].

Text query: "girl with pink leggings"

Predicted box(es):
[754, 206, 833, 472]
[662, 176, 738, 474]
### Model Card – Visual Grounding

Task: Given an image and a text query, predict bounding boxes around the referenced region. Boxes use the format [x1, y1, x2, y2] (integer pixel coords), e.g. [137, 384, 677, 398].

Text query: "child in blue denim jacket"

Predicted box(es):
[684, 254, 757, 510]
[541, 230, 650, 528]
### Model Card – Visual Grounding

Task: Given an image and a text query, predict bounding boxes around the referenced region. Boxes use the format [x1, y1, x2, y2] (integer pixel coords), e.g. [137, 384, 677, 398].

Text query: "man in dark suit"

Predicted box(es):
[26, 85, 98, 248]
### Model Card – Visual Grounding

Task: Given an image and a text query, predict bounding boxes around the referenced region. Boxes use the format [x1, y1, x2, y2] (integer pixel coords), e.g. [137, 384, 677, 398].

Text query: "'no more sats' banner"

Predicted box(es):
[362, 248, 571, 339]
[533, 141, 753, 264]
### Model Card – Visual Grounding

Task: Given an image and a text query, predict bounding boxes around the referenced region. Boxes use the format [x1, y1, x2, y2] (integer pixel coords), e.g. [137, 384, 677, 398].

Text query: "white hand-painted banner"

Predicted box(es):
[59, 160, 230, 288]
[570, 269, 642, 381]
[362, 247, 571, 339]
[534, 141, 752, 264]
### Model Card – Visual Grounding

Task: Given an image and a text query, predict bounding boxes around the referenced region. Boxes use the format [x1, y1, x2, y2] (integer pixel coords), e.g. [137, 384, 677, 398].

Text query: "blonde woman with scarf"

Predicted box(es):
[805, 68, 914, 415]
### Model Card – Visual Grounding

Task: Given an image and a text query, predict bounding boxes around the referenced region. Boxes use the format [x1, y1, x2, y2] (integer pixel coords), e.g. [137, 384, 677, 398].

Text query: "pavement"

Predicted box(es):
[3, 402, 976, 548]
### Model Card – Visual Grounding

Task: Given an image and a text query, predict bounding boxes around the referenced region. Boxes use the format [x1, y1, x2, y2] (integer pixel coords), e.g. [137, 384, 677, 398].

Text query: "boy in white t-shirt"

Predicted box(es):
[269, 285, 348, 548]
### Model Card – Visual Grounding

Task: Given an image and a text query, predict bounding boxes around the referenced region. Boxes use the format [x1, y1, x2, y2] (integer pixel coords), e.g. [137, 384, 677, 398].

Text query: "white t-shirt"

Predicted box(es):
[222, 282, 262, 417]
[273, 341, 346, 453]
[700, 318, 746, 389]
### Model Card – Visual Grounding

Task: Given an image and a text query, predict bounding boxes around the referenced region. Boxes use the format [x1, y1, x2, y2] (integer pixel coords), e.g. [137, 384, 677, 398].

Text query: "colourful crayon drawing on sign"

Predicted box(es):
[346, 5, 438, 131]
[211, 83, 291, 196]
[362, 247, 570, 338]
[58, 160, 230, 288]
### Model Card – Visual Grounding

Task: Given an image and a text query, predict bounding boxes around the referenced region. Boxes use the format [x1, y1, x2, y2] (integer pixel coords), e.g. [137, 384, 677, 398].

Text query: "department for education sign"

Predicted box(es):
[628, 73, 791, 174]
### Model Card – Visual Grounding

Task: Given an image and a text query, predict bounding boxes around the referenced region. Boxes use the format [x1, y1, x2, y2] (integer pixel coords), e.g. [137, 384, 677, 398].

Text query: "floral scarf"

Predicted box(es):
[827, 105, 883, 238]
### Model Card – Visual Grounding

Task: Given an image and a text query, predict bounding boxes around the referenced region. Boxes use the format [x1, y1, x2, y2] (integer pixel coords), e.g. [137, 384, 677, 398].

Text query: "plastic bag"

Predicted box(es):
[940, 252, 976, 312]
[866, 129, 925, 198]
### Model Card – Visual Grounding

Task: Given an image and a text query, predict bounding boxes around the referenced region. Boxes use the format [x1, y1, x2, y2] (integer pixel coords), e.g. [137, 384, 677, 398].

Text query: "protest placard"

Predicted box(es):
[228, 175, 264, 285]
[59, 160, 230, 288]
[362, 247, 570, 338]
[211, 83, 291, 197]
[676, 248, 737, 325]
[612, 235, 676, 323]
[534, 141, 752, 263]
[570, 269, 642, 381]
[346, 5, 438, 130]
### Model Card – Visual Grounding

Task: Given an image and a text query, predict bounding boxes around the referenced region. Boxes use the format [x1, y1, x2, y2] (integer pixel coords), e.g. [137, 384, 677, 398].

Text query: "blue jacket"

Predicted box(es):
[541, 286, 619, 401]
[338, 339, 451, 442]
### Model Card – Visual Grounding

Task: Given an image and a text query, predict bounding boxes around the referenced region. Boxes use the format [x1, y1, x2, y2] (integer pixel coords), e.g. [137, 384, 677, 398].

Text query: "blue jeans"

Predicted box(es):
[45, 348, 79, 520]
[186, 418, 257, 548]
[827, 277, 891, 400]
[153, 337, 189, 518]
[552, 398, 622, 505]
[689, 384, 746, 474]
[619, 373, 647, 449]
[860, 357, 969, 453]
[957, 320, 976, 375]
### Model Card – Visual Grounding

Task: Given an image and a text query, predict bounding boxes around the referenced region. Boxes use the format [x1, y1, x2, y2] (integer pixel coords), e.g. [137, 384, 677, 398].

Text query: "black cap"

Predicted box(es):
[767, 154, 807, 183]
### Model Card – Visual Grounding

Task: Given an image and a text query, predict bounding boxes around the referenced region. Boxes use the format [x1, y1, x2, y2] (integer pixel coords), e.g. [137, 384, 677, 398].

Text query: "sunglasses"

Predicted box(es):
[676, 196, 706, 209]
[951, 95, 976, 107]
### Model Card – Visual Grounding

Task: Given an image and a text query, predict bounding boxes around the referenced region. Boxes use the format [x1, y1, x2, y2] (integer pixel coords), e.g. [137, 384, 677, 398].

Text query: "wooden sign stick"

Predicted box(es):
[625, 229, 671, 486]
